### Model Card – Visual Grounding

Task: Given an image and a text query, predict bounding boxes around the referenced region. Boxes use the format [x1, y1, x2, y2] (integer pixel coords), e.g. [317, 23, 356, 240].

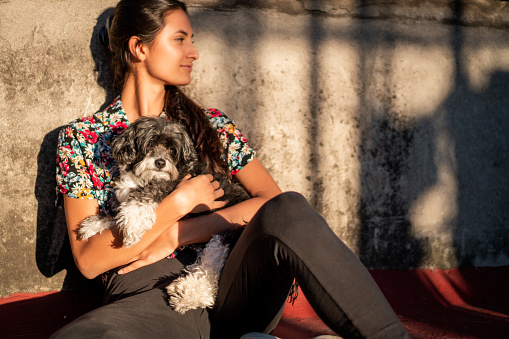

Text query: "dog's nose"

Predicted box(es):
[155, 158, 166, 169]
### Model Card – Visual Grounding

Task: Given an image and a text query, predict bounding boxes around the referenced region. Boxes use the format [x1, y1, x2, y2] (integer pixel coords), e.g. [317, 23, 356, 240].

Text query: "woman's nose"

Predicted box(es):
[188, 44, 199, 60]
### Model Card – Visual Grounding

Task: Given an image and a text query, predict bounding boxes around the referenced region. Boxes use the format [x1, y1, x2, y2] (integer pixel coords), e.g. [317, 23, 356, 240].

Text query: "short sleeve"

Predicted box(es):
[206, 108, 256, 176]
[56, 124, 101, 201]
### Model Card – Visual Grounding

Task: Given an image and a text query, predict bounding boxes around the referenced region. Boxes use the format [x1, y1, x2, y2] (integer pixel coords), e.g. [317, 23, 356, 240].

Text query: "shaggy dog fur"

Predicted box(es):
[78, 116, 249, 312]
[166, 227, 243, 313]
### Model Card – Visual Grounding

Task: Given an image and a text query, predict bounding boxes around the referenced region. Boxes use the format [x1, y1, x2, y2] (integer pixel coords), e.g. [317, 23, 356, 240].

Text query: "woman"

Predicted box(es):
[52, 0, 409, 338]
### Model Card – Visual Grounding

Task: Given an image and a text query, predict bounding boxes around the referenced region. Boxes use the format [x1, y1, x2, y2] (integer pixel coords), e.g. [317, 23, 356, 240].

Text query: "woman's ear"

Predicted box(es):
[128, 36, 146, 62]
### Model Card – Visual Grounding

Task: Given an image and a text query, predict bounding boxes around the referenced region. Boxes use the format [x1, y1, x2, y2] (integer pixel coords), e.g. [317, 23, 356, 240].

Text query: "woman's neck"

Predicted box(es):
[121, 71, 166, 123]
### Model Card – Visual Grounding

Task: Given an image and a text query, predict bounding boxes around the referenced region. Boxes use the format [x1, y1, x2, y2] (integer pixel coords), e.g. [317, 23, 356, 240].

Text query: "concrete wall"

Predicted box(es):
[1, 0, 508, 296]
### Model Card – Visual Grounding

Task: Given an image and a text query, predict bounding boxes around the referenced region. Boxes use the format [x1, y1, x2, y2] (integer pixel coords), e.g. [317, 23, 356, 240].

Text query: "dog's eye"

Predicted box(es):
[167, 146, 177, 155]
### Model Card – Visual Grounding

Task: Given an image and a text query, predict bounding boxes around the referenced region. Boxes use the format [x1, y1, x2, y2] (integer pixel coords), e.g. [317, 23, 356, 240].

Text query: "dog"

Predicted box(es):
[78, 116, 249, 312]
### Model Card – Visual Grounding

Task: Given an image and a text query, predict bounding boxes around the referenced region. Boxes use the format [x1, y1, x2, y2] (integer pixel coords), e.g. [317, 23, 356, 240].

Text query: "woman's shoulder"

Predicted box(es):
[204, 107, 228, 119]
[203, 108, 236, 129]
[60, 97, 128, 141]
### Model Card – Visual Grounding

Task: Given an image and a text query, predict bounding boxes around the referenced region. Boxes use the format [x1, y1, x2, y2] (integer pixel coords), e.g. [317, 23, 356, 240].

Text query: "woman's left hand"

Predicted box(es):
[118, 224, 179, 274]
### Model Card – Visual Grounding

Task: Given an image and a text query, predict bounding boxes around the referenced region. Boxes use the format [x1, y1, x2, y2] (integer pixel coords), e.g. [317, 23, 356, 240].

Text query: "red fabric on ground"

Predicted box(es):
[274, 266, 509, 338]
[1, 267, 508, 338]
[0, 291, 101, 338]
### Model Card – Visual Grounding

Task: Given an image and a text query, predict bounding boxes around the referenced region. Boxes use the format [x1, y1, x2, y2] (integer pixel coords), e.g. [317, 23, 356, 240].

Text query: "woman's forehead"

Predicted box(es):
[162, 9, 193, 36]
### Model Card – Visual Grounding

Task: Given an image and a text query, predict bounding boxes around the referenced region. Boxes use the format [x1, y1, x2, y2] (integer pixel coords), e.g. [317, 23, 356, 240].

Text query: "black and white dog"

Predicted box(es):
[79, 116, 249, 313]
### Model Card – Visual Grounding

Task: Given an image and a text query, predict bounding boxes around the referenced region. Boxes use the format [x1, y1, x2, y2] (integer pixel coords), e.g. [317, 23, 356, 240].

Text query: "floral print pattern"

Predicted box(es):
[56, 96, 255, 216]
[206, 108, 254, 176]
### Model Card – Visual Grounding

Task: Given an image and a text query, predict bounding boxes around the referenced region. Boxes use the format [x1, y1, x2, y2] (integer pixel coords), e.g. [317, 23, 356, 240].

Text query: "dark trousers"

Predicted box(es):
[51, 192, 409, 338]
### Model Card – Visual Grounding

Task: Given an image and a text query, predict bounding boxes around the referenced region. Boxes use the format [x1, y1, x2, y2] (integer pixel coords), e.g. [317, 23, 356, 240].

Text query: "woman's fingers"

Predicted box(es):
[211, 179, 220, 190]
[118, 250, 167, 274]
[214, 186, 224, 198]
[118, 258, 149, 274]
[172, 174, 228, 214]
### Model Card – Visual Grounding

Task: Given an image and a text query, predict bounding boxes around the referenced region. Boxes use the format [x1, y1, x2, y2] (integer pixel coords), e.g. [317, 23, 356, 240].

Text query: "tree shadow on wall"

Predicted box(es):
[445, 70, 509, 267]
[34, 8, 115, 291]
[352, 0, 434, 269]
[356, 0, 509, 269]
[445, 0, 509, 267]
[357, 117, 434, 269]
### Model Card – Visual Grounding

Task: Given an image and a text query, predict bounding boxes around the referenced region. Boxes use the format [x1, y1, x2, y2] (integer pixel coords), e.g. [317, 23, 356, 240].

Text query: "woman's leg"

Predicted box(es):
[51, 248, 211, 339]
[210, 192, 409, 339]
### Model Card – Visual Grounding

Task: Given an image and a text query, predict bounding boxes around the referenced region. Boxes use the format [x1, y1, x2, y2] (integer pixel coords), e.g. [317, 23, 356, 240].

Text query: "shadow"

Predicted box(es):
[355, 1, 429, 269]
[370, 267, 509, 338]
[358, 117, 431, 269]
[306, 3, 326, 212]
[445, 1, 509, 267]
[451, 70, 509, 266]
[355, 0, 509, 269]
[35, 127, 103, 291]
[34, 8, 117, 292]
[35, 126, 69, 279]
[0, 291, 102, 339]
[90, 7, 118, 111]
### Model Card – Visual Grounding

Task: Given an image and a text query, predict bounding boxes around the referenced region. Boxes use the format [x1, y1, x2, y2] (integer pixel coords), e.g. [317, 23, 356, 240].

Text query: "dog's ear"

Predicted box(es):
[111, 124, 137, 166]
[180, 131, 197, 164]
[165, 123, 197, 164]
[178, 127, 198, 164]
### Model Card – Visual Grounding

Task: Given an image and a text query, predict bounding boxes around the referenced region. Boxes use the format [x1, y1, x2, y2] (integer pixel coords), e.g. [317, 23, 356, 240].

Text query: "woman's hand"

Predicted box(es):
[171, 174, 227, 215]
[118, 223, 179, 274]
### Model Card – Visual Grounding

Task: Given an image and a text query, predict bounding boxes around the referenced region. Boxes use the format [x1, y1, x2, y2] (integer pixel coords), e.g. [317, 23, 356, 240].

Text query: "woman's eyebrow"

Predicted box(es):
[174, 29, 194, 37]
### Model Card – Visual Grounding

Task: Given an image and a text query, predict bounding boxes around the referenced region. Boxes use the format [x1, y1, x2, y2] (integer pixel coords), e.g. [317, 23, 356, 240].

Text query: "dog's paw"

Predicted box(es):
[166, 235, 232, 313]
[116, 201, 158, 248]
[166, 270, 217, 314]
[79, 215, 114, 240]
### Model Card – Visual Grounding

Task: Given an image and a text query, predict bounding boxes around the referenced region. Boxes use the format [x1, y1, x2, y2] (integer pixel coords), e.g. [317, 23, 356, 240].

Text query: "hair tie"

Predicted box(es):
[99, 15, 114, 50]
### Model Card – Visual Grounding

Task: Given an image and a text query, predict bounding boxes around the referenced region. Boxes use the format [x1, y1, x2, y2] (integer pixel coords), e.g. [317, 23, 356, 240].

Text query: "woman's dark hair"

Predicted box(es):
[108, 0, 228, 174]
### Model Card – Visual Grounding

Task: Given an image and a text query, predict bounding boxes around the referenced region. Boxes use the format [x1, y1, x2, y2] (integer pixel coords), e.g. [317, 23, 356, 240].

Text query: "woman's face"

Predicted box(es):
[142, 9, 199, 86]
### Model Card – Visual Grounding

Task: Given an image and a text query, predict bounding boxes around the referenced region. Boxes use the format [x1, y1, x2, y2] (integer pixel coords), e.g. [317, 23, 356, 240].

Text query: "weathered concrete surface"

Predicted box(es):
[1, 0, 508, 295]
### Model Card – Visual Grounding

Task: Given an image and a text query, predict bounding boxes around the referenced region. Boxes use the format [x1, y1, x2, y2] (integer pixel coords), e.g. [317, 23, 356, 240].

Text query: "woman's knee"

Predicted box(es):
[262, 192, 310, 217]
[250, 191, 322, 239]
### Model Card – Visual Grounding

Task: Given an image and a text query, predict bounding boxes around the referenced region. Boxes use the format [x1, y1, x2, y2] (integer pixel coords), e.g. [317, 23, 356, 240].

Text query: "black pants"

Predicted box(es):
[51, 192, 409, 339]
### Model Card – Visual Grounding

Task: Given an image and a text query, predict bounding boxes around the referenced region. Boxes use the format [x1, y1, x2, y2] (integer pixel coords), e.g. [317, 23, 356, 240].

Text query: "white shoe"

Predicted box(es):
[240, 333, 280, 339]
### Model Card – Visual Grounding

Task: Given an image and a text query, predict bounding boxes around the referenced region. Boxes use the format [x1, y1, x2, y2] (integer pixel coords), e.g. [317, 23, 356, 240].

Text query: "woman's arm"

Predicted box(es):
[118, 157, 282, 274]
[177, 157, 282, 245]
[65, 174, 225, 279]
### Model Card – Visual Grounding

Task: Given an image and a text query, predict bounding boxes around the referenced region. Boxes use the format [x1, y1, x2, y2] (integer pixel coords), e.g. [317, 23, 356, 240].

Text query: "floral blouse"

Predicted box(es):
[56, 96, 255, 215]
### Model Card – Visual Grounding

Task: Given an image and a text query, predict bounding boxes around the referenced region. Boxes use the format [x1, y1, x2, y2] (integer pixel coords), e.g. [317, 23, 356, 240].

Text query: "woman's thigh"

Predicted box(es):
[103, 246, 197, 304]
[52, 248, 211, 339]
[52, 288, 210, 339]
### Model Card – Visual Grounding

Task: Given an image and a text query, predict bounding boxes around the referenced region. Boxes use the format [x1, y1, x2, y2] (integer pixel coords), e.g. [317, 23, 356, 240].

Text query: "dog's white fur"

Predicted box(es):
[79, 169, 164, 248]
[166, 234, 230, 313]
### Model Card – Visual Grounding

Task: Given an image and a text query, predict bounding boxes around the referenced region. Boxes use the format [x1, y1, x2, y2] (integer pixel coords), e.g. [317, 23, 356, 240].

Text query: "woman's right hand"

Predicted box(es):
[170, 174, 227, 215]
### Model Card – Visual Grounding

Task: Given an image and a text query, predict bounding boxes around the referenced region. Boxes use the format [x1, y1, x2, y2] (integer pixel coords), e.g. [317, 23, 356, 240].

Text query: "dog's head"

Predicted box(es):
[111, 116, 197, 181]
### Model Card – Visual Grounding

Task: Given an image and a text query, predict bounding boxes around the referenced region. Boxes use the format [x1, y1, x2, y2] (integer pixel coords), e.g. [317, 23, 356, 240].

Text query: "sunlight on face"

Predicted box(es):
[143, 9, 199, 87]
